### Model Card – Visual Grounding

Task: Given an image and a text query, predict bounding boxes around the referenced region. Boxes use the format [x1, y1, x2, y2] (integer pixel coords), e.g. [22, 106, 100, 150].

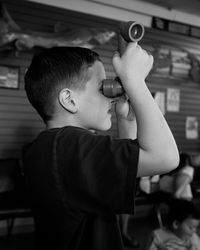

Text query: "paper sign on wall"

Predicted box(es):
[167, 88, 180, 112]
[186, 116, 198, 139]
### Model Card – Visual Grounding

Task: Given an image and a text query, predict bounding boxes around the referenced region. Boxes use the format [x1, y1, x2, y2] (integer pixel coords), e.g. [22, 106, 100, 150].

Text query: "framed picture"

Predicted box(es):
[0, 65, 19, 89]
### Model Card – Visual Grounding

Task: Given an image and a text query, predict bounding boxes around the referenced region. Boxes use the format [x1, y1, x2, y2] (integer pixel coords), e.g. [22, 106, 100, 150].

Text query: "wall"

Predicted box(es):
[0, 0, 200, 159]
[144, 28, 200, 153]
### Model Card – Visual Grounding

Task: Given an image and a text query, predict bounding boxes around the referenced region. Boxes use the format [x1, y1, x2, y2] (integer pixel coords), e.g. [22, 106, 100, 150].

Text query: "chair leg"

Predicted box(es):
[156, 205, 163, 228]
[7, 218, 15, 235]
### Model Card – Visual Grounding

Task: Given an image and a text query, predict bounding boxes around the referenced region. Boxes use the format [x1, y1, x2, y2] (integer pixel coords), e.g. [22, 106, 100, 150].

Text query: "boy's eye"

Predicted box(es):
[99, 85, 104, 93]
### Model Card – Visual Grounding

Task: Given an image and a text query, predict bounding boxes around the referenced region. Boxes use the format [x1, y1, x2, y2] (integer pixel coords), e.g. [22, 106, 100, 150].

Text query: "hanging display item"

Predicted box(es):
[0, 3, 116, 51]
[186, 116, 199, 140]
[152, 17, 200, 39]
[143, 43, 200, 83]
[148, 17, 200, 83]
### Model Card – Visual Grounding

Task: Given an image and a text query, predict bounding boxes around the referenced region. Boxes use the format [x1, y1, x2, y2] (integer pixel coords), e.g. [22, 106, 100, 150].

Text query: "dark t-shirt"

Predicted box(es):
[23, 126, 139, 250]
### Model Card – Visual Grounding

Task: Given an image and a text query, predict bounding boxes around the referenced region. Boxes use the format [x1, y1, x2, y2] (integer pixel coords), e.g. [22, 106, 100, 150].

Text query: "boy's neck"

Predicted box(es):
[46, 116, 83, 130]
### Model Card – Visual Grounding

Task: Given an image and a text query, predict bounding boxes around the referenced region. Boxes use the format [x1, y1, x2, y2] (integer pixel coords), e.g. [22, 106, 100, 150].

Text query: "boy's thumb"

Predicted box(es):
[113, 50, 120, 59]
[112, 51, 120, 67]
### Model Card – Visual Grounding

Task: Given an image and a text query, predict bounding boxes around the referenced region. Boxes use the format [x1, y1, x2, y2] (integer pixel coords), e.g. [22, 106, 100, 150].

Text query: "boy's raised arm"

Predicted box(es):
[113, 43, 179, 177]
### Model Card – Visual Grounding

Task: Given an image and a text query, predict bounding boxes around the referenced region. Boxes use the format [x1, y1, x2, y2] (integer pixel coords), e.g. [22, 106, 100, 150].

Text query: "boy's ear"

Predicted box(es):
[58, 88, 78, 114]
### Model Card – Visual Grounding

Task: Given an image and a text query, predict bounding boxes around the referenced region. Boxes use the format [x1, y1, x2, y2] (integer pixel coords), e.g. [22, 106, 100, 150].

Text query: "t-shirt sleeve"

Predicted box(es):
[56, 128, 139, 215]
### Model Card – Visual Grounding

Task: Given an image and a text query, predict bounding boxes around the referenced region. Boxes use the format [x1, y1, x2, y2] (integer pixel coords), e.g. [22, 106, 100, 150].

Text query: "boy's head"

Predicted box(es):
[166, 198, 199, 238]
[25, 47, 113, 130]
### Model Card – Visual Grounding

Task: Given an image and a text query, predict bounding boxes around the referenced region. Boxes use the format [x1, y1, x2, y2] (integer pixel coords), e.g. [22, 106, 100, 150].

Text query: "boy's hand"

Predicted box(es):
[115, 95, 137, 139]
[115, 95, 136, 122]
[112, 43, 153, 87]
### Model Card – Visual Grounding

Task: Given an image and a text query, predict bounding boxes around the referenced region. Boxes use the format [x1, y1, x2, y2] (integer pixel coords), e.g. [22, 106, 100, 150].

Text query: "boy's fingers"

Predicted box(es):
[113, 50, 120, 57]
[113, 51, 120, 60]
[112, 51, 120, 67]
[127, 42, 138, 49]
[126, 42, 141, 52]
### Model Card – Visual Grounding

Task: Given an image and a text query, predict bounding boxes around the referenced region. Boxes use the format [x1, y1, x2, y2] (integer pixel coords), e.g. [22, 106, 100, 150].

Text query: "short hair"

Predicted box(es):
[166, 198, 199, 225]
[25, 47, 101, 123]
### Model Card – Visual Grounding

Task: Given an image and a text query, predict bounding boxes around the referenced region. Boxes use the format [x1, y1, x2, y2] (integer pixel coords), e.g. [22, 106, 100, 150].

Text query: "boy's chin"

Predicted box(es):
[90, 119, 112, 132]
[98, 122, 112, 132]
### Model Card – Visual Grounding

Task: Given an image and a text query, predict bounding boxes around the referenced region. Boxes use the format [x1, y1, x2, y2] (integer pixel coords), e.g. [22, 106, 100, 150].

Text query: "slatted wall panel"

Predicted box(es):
[1, 0, 200, 158]
[0, 0, 119, 158]
[143, 28, 200, 153]
[0, 52, 44, 158]
[147, 77, 200, 153]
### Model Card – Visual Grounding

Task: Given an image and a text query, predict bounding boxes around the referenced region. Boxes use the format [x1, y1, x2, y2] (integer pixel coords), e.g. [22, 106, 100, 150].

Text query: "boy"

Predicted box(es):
[23, 44, 179, 250]
[144, 198, 200, 250]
